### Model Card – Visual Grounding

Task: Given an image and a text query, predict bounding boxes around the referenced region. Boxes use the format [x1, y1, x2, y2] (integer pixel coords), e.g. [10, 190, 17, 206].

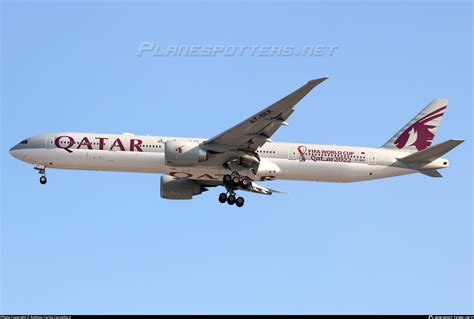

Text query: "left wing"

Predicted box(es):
[243, 182, 285, 196]
[199, 180, 284, 196]
[202, 77, 328, 153]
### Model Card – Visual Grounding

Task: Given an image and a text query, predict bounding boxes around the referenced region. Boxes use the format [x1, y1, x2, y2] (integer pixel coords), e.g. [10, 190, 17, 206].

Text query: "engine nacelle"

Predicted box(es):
[164, 141, 208, 167]
[160, 175, 206, 200]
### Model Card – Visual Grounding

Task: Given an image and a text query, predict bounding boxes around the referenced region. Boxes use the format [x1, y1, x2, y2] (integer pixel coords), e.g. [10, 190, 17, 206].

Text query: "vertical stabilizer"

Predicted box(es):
[382, 99, 448, 152]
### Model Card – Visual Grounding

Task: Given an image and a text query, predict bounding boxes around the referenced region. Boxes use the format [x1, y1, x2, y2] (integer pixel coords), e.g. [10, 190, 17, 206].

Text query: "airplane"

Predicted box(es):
[9, 78, 464, 207]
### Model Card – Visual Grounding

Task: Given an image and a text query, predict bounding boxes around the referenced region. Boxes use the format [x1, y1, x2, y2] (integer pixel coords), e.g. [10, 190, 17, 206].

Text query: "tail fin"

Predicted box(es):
[382, 99, 448, 152]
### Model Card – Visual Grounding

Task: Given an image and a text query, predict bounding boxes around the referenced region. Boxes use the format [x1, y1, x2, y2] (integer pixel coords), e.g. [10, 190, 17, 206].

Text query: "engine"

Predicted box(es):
[164, 141, 208, 167]
[160, 175, 206, 200]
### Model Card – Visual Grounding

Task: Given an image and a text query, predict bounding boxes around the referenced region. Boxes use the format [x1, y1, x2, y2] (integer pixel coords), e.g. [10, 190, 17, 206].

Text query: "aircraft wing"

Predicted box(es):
[242, 182, 285, 196]
[201, 78, 328, 153]
[198, 180, 285, 196]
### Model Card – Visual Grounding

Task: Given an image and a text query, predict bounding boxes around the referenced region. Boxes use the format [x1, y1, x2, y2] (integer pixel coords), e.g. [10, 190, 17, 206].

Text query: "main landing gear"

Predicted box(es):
[223, 174, 250, 189]
[218, 174, 250, 207]
[218, 192, 245, 207]
[34, 164, 47, 185]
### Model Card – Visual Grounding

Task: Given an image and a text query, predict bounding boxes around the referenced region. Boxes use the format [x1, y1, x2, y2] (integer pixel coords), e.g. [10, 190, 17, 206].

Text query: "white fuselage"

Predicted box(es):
[9, 132, 448, 183]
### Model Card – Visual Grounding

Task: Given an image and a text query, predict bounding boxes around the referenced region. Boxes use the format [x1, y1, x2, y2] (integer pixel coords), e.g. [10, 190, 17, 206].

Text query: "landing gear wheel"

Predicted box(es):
[218, 193, 227, 203]
[236, 197, 245, 207]
[227, 194, 236, 205]
[39, 176, 47, 185]
[223, 175, 232, 185]
[240, 178, 250, 189]
[232, 175, 240, 185]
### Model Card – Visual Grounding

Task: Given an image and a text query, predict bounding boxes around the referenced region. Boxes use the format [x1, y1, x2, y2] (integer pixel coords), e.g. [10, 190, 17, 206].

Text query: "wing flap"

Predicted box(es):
[259, 109, 294, 141]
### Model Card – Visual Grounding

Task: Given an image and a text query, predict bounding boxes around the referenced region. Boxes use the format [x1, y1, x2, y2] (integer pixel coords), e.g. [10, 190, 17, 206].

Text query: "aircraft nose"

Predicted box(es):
[9, 144, 18, 157]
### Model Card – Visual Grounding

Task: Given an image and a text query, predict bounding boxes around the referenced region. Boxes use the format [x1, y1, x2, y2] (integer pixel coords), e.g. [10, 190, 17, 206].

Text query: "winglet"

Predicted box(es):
[309, 77, 329, 83]
[277, 77, 328, 110]
[307, 77, 329, 87]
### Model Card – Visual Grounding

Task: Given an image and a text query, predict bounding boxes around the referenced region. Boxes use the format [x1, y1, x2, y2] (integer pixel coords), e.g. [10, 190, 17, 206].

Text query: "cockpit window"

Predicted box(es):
[20, 139, 28, 144]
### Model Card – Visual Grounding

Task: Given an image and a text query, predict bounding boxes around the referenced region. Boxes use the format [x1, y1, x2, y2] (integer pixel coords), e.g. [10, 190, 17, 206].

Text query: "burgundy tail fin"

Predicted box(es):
[382, 99, 447, 152]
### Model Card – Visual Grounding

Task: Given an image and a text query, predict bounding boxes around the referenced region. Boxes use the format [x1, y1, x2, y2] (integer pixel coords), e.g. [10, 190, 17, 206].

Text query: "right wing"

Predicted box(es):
[202, 77, 328, 153]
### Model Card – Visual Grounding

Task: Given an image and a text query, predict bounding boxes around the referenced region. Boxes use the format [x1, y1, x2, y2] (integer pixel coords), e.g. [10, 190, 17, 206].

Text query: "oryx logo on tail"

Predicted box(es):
[382, 98, 448, 152]
[394, 105, 446, 151]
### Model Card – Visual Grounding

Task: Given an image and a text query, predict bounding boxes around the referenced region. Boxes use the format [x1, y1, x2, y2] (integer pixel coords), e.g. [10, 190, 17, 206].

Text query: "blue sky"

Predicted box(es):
[1, 0, 472, 314]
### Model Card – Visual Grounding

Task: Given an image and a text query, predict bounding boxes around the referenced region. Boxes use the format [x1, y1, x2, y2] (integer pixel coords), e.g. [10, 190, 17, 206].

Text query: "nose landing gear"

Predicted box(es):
[39, 175, 47, 185]
[34, 164, 47, 185]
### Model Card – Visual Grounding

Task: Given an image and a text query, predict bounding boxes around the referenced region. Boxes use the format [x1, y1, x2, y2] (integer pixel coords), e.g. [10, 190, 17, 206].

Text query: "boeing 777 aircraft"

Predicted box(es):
[10, 78, 463, 207]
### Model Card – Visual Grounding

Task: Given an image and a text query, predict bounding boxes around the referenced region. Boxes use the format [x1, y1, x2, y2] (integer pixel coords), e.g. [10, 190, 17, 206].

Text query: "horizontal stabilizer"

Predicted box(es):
[420, 169, 443, 178]
[398, 139, 464, 163]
